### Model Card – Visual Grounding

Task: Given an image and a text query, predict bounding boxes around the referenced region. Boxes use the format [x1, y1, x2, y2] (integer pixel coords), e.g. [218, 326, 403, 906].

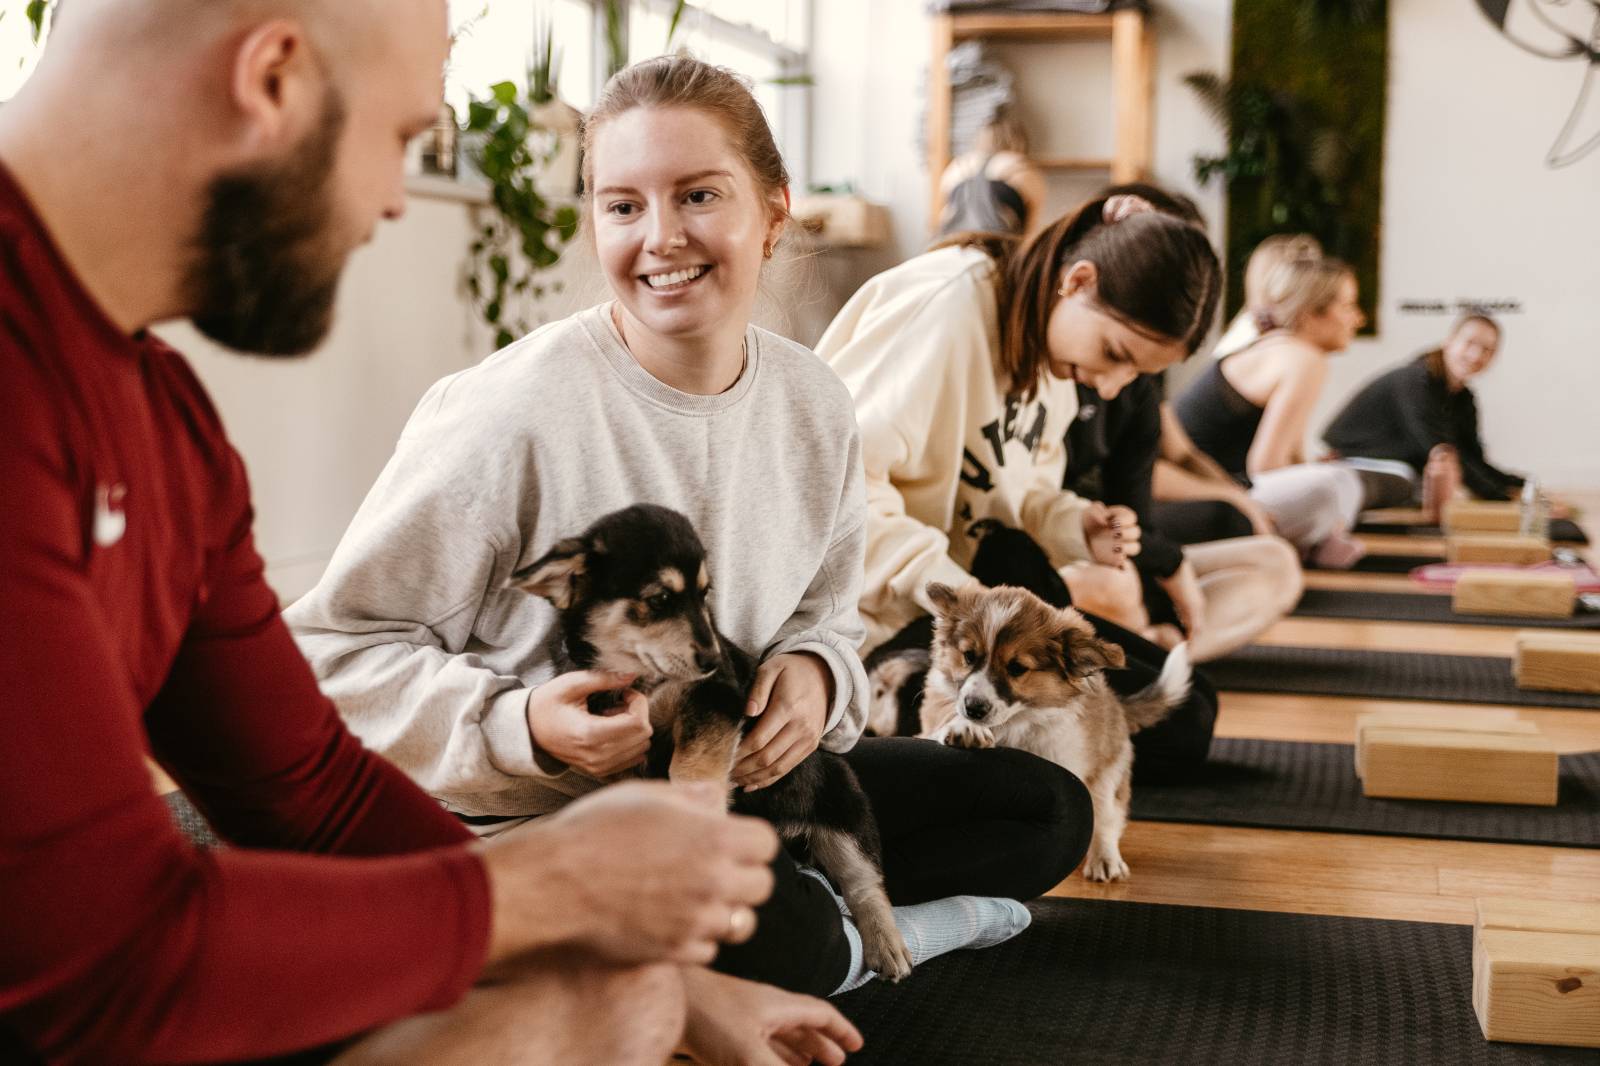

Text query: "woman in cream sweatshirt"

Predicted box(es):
[816, 193, 1225, 779]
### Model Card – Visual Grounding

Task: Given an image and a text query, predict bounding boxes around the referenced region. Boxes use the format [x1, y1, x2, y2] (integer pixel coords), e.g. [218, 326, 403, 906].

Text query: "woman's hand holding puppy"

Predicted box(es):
[476, 780, 779, 970]
[526, 670, 653, 777]
[734, 652, 833, 791]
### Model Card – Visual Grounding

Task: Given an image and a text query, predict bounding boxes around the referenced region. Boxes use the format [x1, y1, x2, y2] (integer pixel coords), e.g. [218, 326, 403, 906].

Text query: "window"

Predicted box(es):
[0, 7, 48, 102]
[446, 0, 596, 115]
[0, 3, 810, 181]
[447, 1, 811, 181]
[625, 1, 811, 183]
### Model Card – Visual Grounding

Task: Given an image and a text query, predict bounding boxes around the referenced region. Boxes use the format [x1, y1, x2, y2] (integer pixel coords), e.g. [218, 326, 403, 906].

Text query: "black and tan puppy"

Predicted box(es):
[510, 504, 911, 980]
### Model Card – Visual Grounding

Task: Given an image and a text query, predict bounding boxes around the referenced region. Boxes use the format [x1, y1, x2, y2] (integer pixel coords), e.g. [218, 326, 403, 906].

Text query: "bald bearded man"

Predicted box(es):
[0, 3, 861, 1064]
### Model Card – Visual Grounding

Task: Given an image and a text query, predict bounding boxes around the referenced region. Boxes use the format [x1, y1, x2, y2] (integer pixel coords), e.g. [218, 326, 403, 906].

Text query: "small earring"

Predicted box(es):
[763, 244, 774, 260]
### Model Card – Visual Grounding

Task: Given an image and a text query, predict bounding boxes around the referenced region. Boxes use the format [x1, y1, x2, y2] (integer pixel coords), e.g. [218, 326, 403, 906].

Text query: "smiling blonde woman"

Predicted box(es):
[289, 54, 1094, 1013]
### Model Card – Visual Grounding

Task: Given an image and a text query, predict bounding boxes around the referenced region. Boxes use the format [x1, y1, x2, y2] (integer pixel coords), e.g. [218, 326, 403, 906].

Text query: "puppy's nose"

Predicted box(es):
[963, 696, 990, 721]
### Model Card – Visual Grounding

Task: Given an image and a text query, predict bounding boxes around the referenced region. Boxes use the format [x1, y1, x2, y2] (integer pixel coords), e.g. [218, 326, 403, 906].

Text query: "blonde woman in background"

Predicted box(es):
[1173, 252, 1369, 567]
[1212, 233, 1324, 358]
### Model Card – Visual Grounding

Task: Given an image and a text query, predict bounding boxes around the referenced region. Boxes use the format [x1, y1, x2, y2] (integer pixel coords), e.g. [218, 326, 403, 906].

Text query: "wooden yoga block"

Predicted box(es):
[1447, 534, 1552, 565]
[1474, 897, 1600, 1048]
[1445, 500, 1524, 533]
[1355, 710, 1557, 806]
[1453, 570, 1576, 619]
[1514, 632, 1600, 695]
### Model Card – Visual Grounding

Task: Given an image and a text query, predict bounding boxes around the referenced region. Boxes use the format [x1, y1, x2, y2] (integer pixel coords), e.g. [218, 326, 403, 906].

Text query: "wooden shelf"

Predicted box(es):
[927, 8, 1153, 232]
[950, 12, 1116, 40]
[1035, 155, 1113, 171]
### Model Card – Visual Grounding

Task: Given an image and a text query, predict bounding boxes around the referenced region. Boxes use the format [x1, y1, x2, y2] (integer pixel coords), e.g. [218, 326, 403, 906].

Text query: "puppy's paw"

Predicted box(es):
[1081, 847, 1130, 883]
[935, 718, 994, 750]
[860, 921, 914, 983]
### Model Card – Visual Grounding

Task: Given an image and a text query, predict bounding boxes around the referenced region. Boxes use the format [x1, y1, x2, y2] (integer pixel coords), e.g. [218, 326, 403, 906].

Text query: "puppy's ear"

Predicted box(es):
[1059, 625, 1126, 677]
[508, 537, 588, 608]
[924, 582, 960, 617]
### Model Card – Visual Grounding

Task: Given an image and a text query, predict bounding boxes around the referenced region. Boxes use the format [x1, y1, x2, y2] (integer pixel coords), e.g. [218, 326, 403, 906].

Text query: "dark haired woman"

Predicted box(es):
[1056, 183, 1302, 663]
[1322, 314, 1531, 506]
[817, 193, 1225, 780]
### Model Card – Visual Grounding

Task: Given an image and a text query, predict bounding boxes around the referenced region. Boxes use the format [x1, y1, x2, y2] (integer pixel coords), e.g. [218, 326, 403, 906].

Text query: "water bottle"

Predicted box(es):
[1519, 478, 1549, 540]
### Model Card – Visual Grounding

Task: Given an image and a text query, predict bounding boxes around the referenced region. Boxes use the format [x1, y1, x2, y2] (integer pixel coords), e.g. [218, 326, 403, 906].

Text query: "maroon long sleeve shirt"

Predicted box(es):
[0, 164, 493, 1064]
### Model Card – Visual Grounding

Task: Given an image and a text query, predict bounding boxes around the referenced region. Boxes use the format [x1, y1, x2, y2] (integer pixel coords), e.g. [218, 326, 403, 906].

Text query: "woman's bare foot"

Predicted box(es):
[1062, 563, 1150, 633]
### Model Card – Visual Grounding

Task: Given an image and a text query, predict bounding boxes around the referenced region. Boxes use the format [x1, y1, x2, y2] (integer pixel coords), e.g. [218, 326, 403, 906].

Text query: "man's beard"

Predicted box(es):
[183, 89, 352, 356]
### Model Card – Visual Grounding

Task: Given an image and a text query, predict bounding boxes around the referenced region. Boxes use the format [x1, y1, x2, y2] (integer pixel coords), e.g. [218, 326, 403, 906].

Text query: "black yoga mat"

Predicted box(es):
[1343, 551, 1438, 573]
[1291, 587, 1600, 629]
[1132, 738, 1600, 848]
[1355, 517, 1589, 545]
[835, 898, 1590, 1065]
[1206, 644, 1600, 709]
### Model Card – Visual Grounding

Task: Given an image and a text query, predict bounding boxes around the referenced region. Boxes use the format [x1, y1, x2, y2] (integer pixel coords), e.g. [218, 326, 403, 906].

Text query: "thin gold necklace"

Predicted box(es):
[612, 304, 747, 391]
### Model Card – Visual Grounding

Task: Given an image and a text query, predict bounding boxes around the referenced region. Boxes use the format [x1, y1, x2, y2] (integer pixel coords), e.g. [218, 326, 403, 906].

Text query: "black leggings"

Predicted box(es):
[1150, 498, 1254, 546]
[712, 738, 1092, 996]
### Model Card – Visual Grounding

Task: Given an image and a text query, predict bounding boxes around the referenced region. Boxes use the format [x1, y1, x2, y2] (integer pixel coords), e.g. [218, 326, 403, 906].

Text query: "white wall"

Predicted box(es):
[162, 187, 528, 601]
[806, 0, 1598, 492]
[1319, 0, 1600, 491]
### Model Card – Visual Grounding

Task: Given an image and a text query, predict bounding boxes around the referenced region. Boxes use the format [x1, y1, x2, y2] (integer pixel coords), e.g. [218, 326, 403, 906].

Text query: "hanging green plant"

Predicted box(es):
[462, 34, 579, 351]
[1184, 0, 1387, 331]
[25, 0, 50, 40]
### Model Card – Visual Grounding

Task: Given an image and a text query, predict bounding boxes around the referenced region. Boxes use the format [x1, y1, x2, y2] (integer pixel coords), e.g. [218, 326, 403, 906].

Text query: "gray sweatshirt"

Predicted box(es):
[285, 303, 870, 818]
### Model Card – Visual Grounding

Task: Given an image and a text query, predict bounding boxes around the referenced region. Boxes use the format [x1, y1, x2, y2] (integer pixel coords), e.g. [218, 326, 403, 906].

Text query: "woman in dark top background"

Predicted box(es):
[1323, 313, 1527, 503]
[1065, 373, 1302, 661]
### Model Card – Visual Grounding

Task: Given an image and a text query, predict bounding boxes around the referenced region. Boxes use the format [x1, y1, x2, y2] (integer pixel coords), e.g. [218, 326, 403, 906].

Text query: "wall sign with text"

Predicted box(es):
[1397, 299, 1524, 316]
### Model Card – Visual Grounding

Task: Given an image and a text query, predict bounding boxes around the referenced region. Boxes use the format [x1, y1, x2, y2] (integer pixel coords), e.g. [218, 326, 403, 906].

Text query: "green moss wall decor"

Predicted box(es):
[1189, 1, 1388, 332]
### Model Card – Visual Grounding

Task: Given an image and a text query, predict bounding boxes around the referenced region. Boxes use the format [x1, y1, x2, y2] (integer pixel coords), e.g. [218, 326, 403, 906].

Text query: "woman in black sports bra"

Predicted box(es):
[1174, 251, 1371, 568]
[936, 112, 1044, 238]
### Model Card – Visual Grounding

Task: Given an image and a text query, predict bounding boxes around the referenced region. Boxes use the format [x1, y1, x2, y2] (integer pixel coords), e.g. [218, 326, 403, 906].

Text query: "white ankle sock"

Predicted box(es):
[799, 867, 1032, 995]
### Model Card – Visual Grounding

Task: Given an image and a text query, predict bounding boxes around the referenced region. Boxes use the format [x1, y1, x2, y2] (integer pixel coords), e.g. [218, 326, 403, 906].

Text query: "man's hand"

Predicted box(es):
[476, 781, 779, 968]
[1083, 503, 1142, 567]
[1157, 559, 1205, 646]
[733, 652, 832, 791]
[681, 966, 864, 1066]
[526, 671, 653, 777]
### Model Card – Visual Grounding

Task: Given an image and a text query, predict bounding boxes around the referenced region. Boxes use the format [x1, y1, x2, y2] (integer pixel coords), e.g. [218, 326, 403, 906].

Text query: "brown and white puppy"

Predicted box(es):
[510, 504, 911, 980]
[920, 581, 1191, 883]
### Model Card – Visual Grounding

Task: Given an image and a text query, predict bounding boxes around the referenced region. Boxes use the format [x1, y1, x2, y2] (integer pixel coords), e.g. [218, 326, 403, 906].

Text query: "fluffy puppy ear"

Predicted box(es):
[924, 582, 960, 617]
[1059, 624, 1127, 678]
[509, 537, 588, 608]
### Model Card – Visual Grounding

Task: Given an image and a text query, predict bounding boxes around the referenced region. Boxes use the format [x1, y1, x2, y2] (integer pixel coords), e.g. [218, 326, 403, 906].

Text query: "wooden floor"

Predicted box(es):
[1050, 495, 1600, 928]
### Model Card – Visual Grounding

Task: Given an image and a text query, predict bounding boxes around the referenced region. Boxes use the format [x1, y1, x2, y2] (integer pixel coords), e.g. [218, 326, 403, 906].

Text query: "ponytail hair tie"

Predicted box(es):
[1102, 194, 1155, 224]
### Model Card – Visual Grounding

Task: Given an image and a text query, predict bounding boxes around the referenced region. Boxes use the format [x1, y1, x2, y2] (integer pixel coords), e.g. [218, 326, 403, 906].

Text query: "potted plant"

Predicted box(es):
[461, 17, 579, 350]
